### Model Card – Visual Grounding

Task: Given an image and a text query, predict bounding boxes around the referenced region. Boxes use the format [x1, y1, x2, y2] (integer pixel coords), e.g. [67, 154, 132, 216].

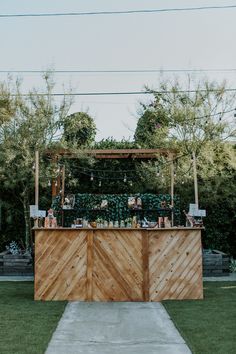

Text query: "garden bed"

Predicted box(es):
[203, 249, 230, 277]
[0, 251, 33, 275]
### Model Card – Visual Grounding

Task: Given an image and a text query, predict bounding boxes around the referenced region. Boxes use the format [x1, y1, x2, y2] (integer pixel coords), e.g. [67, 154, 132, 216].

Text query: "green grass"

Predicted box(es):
[163, 282, 236, 354]
[0, 282, 66, 354]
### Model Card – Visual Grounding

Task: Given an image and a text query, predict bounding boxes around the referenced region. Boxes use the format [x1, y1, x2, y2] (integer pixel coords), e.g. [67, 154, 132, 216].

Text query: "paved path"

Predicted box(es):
[45, 302, 191, 354]
[1, 273, 236, 282]
[203, 273, 236, 281]
[0, 275, 34, 281]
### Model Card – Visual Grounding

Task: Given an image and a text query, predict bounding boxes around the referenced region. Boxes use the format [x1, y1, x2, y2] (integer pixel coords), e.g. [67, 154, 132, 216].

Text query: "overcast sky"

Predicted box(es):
[1, 0, 236, 140]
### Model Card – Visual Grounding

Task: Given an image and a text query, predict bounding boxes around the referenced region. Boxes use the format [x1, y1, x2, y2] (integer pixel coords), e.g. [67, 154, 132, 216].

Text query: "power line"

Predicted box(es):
[10, 88, 236, 97]
[0, 5, 236, 18]
[1, 68, 236, 74]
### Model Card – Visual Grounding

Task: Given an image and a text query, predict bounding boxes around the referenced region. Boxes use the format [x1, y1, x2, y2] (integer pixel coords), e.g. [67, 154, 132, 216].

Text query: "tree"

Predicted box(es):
[140, 77, 236, 153]
[62, 111, 96, 147]
[0, 74, 72, 250]
[134, 106, 169, 148]
[136, 76, 236, 255]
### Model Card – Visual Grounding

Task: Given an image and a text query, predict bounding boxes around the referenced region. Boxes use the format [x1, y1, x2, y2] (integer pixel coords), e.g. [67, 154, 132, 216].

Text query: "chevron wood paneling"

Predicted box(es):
[93, 230, 143, 301]
[34, 229, 88, 301]
[149, 229, 203, 301]
[34, 228, 203, 301]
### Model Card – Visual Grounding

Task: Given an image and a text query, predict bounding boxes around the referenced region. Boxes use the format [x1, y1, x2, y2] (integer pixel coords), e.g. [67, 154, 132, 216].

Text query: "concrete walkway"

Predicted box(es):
[45, 302, 191, 354]
[1, 272, 236, 282]
[0, 275, 34, 281]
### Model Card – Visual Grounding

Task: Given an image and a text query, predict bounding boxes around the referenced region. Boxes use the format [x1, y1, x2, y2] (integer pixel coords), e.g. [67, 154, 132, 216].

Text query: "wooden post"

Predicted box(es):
[61, 165, 65, 207]
[192, 151, 199, 208]
[51, 156, 61, 199]
[35, 150, 39, 227]
[170, 153, 175, 226]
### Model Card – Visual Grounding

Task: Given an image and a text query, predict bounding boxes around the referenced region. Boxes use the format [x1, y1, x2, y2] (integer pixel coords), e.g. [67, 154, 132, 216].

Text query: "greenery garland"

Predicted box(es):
[52, 193, 180, 227]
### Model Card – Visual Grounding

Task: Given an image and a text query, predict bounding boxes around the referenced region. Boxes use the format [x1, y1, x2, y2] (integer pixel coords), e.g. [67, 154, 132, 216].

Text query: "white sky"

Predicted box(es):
[1, 0, 236, 141]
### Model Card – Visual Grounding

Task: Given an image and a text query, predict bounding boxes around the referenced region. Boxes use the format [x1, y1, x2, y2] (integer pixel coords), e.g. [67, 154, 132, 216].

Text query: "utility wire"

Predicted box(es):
[9, 88, 236, 97]
[0, 5, 236, 18]
[1, 69, 236, 74]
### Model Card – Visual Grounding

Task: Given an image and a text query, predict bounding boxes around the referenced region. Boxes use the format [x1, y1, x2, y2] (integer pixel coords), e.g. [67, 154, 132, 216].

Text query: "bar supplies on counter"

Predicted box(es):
[72, 217, 83, 228]
[90, 221, 97, 228]
[82, 218, 88, 228]
[158, 216, 164, 228]
[120, 220, 125, 228]
[142, 220, 149, 228]
[44, 208, 57, 228]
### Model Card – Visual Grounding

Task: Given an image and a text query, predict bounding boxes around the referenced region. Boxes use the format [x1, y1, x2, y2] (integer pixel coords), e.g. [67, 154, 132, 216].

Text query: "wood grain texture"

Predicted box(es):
[34, 228, 203, 301]
[86, 231, 93, 301]
[93, 230, 143, 301]
[142, 231, 149, 301]
[149, 229, 203, 301]
[34, 230, 87, 301]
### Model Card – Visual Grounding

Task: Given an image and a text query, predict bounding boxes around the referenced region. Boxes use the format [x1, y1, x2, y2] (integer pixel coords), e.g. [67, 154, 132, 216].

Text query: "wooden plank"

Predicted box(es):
[35, 150, 39, 207]
[142, 231, 149, 301]
[93, 230, 143, 301]
[34, 228, 203, 302]
[169, 152, 174, 226]
[148, 229, 203, 301]
[34, 230, 87, 301]
[86, 230, 94, 301]
[46, 148, 177, 157]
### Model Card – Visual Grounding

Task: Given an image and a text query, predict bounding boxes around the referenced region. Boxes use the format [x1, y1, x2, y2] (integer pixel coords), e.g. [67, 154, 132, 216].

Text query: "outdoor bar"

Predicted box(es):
[34, 149, 203, 301]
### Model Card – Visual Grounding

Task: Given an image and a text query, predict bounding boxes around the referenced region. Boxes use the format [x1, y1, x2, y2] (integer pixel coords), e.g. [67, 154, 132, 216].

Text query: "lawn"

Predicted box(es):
[163, 281, 236, 354]
[1, 281, 236, 354]
[0, 282, 66, 354]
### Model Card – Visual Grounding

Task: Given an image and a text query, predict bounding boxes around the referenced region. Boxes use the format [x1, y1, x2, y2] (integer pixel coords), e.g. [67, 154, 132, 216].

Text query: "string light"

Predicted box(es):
[99, 180, 102, 187]
[48, 180, 51, 187]
[123, 174, 127, 183]
[90, 172, 94, 181]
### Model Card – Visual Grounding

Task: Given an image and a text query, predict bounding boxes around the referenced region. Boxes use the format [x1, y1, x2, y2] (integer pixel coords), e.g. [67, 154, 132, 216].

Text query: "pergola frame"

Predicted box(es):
[37, 148, 178, 225]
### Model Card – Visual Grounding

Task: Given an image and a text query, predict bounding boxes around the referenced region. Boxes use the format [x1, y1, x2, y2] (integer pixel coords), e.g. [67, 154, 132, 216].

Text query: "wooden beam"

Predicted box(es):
[61, 165, 65, 207]
[35, 151, 39, 207]
[34, 150, 39, 228]
[192, 151, 199, 207]
[45, 148, 177, 159]
[169, 153, 175, 226]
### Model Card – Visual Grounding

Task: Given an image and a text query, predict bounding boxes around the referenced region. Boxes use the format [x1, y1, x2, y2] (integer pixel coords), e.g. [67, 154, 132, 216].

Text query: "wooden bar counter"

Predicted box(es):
[34, 227, 203, 301]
